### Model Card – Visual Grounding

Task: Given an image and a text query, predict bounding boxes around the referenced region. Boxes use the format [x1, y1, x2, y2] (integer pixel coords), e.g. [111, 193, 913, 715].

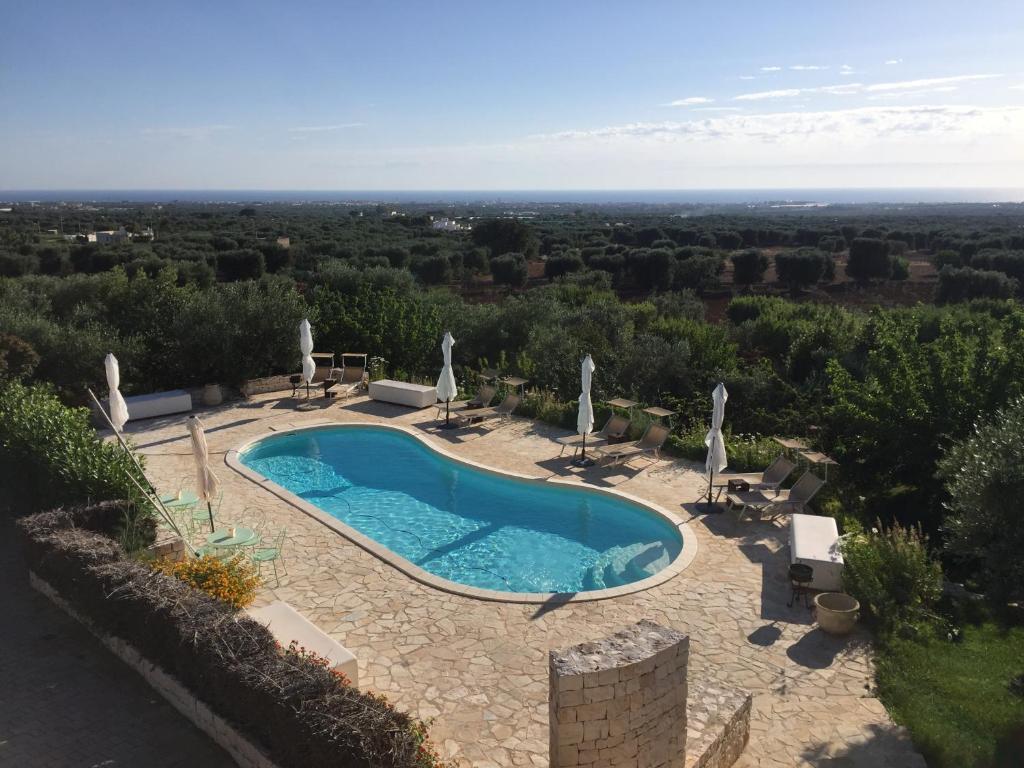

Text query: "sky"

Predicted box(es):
[2, 0, 1023, 191]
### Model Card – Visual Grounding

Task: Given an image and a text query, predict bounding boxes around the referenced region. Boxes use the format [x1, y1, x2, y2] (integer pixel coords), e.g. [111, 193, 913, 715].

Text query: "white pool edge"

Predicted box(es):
[225, 421, 698, 604]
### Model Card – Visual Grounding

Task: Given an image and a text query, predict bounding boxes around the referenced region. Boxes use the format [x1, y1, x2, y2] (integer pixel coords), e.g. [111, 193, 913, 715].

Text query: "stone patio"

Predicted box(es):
[128, 392, 925, 768]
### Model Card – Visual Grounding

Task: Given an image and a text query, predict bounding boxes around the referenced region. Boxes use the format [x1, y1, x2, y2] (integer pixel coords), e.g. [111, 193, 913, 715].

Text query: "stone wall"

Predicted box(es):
[549, 620, 689, 768]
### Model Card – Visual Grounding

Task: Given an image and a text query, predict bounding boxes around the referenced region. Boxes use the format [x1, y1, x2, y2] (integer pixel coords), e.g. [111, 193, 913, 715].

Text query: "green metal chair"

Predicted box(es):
[251, 529, 287, 586]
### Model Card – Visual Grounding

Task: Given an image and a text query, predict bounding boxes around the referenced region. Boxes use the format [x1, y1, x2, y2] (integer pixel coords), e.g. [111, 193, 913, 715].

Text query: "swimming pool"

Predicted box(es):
[234, 425, 687, 598]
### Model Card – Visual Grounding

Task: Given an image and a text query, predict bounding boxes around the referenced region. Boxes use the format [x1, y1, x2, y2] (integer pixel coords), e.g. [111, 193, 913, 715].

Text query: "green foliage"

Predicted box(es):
[774, 248, 833, 290]
[545, 251, 584, 278]
[490, 252, 529, 287]
[875, 622, 1024, 768]
[938, 396, 1024, 603]
[667, 422, 778, 472]
[937, 265, 1018, 303]
[730, 248, 768, 284]
[0, 380, 152, 544]
[840, 521, 943, 634]
[0, 333, 39, 381]
[471, 218, 538, 258]
[671, 254, 722, 291]
[847, 237, 893, 281]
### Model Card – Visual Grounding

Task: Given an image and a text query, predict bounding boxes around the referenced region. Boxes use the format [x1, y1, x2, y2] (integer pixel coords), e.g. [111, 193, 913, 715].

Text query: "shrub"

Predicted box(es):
[730, 249, 769, 285]
[891, 256, 910, 280]
[0, 381, 152, 541]
[671, 255, 722, 291]
[969, 249, 1024, 283]
[154, 553, 261, 610]
[840, 521, 944, 634]
[847, 238, 893, 281]
[471, 218, 538, 258]
[714, 230, 743, 250]
[938, 395, 1024, 604]
[774, 249, 832, 291]
[545, 251, 584, 279]
[216, 249, 265, 281]
[18, 505, 446, 768]
[0, 333, 39, 381]
[936, 266, 1018, 303]
[410, 253, 452, 285]
[489, 252, 528, 287]
[626, 248, 675, 290]
[667, 422, 778, 472]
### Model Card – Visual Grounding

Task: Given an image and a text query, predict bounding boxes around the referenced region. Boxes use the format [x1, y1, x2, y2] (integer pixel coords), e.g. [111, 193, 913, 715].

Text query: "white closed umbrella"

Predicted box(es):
[299, 318, 315, 404]
[436, 332, 458, 429]
[574, 354, 596, 467]
[702, 382, 728, 510]
[187, 415, 220, 532]
[104, 353, 129, 433]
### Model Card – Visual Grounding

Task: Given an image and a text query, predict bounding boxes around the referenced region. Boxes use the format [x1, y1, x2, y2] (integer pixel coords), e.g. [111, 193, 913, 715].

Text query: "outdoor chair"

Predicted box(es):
[594, 422, 670, 467]
[709, 455, 797, 501]
[289, 374, 303, 397]
[436, 383, 496, 420]
[557, 414, 632, 457]
[454, 394, 520, 427]
[727, 471, 826, 522]
[252, 529, 288, 586]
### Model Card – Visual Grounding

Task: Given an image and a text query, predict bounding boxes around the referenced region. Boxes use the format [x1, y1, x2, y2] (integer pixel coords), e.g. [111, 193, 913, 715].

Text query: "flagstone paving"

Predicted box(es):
[130, 392, 925, 768]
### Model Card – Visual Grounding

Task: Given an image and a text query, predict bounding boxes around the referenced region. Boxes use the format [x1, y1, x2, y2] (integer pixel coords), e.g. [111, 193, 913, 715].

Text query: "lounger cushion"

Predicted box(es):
[247, 601, 359, 686]
[789, 513, 844, 592]
[368, 379, 437, 408]
[123, 390, 193, 421]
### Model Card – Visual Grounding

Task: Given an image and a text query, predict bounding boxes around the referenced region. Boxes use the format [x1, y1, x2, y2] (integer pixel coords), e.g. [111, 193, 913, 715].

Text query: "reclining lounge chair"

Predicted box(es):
[727, 471, 825, 522]
[594, 422, 670, 467]
[557, 414, 632, 457]
[709, 455, 797, 501]
[454, 394, 520, 427]
[436, 383, 497, 420]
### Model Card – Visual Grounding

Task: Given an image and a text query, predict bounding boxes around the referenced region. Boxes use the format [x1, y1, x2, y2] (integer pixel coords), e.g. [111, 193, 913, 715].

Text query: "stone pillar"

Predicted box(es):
[549, 620, 689, 768]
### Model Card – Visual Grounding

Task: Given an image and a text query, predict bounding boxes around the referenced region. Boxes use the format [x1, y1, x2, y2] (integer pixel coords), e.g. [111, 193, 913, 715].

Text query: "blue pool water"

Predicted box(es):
[239, 426, 683, 594]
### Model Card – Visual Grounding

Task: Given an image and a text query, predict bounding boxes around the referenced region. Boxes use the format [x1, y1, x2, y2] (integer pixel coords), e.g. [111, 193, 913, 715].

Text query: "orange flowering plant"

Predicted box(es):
[154, 553, 261, 610]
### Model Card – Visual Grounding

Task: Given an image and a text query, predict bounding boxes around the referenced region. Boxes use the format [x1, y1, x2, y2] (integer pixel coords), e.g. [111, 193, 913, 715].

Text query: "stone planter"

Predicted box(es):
[202, 383, 223, 406]
[814, 592, 860, 635]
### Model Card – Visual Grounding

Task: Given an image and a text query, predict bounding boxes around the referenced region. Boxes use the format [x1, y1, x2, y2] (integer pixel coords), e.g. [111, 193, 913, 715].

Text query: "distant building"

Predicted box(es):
[276, 236, 290, 249]
[132, 226, 155, 242]
[88, 227, 129, 244]
[431, 217, 470, 232]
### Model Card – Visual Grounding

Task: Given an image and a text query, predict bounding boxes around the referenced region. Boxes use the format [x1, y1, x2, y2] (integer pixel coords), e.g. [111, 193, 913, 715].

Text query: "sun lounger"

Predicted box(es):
[557, 414, 631, 457]
[454, 394, 520, 426]
[728, 471, 825, 522]
[594, 422, 670, 467]
[436, 383, 497, 419]
[710, 455, 797, 499]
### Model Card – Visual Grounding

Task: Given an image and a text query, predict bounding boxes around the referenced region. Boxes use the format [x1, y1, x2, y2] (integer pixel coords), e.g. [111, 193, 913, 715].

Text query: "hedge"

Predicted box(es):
[18, 501, 445, 768]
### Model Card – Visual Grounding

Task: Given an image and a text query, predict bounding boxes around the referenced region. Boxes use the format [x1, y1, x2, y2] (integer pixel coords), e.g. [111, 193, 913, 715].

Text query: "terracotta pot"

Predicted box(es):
[814, 592, 860, 635]
[202, 383, 223, 406]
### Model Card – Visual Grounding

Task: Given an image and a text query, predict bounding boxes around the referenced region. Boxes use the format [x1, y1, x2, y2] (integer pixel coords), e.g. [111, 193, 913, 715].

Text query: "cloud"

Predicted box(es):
[867, 86, 960, 101]
[885, 58, 904, 65]
[739, 75, 756, 80]
[288, 122, 364, 132]
[733, 75, 999, 101]
[534, 105, 1024, 145]
[790, 65, 829, 71]
[840, 64, 857, 76]
[664, 96, 714, 106]
[865, 74, 999, 92]
[692, 107, 742, 112]
[760, 66, 782, 72]
[734, 82, 863, 100]
[1012, 84, 1024, 91]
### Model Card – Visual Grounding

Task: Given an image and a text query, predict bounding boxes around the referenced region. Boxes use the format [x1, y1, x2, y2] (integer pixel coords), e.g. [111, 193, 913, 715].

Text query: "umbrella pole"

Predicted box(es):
[206, 501, 215, 533]
[439, 397, 457, 429]
[572, 432, 595, 468]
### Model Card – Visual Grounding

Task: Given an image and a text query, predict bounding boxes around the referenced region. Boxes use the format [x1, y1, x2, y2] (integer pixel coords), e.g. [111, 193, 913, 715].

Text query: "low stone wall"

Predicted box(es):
[686, 681, 752, 768]
[549, 620, 689, 768]
[30, 571, 277, 768]
[241, 375, 295, 397]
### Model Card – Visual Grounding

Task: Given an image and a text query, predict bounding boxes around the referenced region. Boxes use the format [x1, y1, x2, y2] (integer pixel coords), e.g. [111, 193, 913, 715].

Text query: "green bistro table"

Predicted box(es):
[160, 491, 198, 509]
[205, 526, 258, 550]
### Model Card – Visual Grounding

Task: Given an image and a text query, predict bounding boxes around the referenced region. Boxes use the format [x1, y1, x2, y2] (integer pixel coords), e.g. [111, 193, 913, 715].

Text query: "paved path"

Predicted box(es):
[0, 516, 234, 768]
[131, 393, 925, 768]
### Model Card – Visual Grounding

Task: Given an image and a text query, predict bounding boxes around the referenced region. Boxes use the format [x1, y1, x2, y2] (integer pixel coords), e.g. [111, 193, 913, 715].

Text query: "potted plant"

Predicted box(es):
[813, 592, 860, 635]
[202, 383, 223, 406]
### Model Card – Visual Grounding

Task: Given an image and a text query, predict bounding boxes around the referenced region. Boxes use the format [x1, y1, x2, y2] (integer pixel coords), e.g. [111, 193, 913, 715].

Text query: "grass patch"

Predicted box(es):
[875, 621, 1024, 767]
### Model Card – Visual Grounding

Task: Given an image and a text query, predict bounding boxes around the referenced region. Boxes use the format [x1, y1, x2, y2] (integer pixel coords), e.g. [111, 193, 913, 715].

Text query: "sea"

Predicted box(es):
[2, 188, 1023, 205]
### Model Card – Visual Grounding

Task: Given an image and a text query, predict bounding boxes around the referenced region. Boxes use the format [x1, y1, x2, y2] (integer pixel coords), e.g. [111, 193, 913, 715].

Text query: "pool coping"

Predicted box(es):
[225, 420, 698, 604]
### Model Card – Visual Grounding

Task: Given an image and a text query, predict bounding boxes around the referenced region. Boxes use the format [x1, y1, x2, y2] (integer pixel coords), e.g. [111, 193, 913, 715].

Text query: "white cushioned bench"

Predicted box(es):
[124, 389, 192, 421]
[789, 513, 844, 592]
[368, 379, 437, 408]
[246, 601, 359, 686]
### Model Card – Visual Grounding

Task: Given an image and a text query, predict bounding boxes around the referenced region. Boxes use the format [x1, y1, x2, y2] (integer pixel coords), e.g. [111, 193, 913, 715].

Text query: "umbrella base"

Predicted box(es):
[572, 457, 596, 468]
[697, 502, 724, 514]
